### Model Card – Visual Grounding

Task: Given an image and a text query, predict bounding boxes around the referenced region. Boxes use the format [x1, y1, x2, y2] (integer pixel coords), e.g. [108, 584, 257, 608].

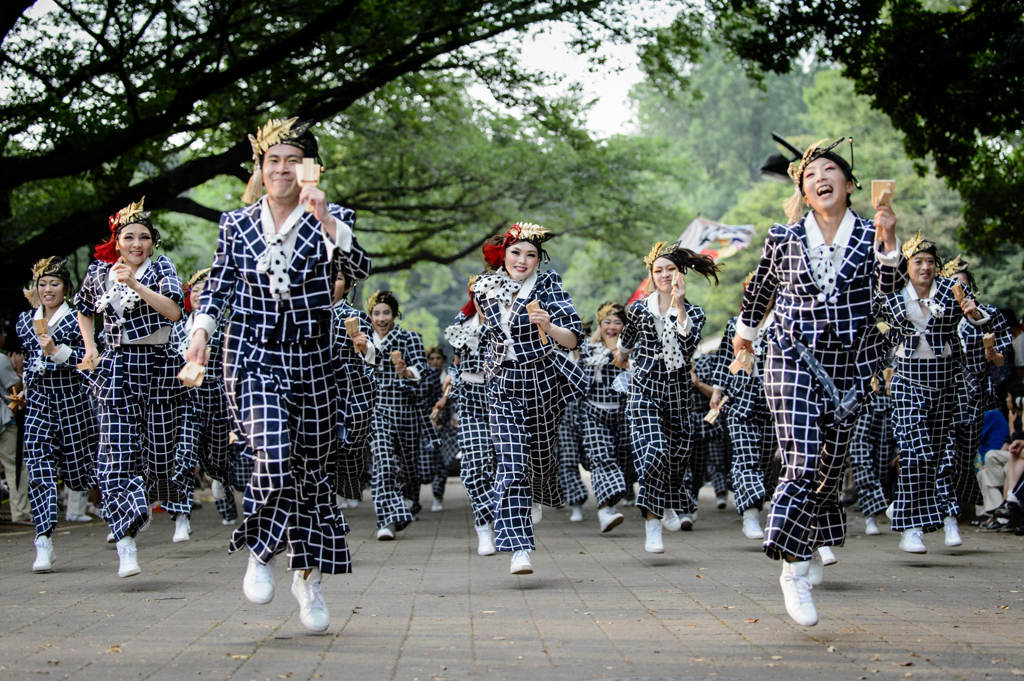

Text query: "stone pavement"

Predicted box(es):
[1, 481, 1022, 681]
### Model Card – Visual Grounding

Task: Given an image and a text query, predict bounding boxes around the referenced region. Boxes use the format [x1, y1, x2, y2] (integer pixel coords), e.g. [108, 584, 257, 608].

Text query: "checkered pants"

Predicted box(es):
[163, 383, 237, 522]
[889, 357, 959, 533]
[728, 413, 778, 514]
[949, 418, 984, 510]
[370, 398, 422, 533]
[232, 438, 256, 491]
[762, 332, 863, 561]
[223, 331, 350, 574]
[431, 412, 459, 500]
[627, 374, 695, 520]
[579, 401, 628, 507]
[557, 399, 589, 507]
[489, 356, 570, 552]
[333, 370, 375, 500]
[94, 345, 184, 541]
[455, 382, 496, 527]
[24, 376, 98, 537]
[848, 403, 893, 518]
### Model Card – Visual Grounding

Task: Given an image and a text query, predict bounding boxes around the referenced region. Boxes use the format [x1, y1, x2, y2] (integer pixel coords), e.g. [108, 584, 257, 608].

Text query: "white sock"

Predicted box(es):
[1007, 492, 1018, 503]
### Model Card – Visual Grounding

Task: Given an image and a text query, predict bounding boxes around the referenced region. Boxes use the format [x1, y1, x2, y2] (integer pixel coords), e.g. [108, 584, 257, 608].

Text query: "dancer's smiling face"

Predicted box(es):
[117, 223, 154, 265]
[600, 315, 624, 341]
[261, 144, 303, 203]
[371, 303, 395, 336]
[504, 241, 539, 282]
[37, 275, 65, 312]
[908, 253, 936, 288]
[189, 280, 205, 313]
[801, 156, 854, 216]
[651, 257, 678, 294]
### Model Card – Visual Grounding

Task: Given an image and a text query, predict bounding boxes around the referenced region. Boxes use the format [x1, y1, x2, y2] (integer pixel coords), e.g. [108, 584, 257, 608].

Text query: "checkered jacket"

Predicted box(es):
[618, 299, 706, 385]
[371, 325, 427, 397]
[16, 306, 87, 388]
[77, 255, 183, 344]
[198, 203, 370, 344]
[739, 213, 906, 350]
[332, 301, 377, 370]
[709, 317, 770, 419]
[444, 311, 487, 384]
[956, 302, 1011, 413]
[578, 337, 627, 407]
[875, 276, 982, 363]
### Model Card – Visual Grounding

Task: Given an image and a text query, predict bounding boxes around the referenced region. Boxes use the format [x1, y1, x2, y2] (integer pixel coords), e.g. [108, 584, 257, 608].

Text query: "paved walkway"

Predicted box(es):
[1, 481, 1022, 681]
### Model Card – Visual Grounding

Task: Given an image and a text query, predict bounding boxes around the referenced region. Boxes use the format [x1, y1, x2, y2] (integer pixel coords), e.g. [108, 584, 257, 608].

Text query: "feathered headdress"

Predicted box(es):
[366, 289, 401, 319]
[782, 137, 860, 224]
[94, 197, 157, 264]
[241, 117, 318, 204]
[481, 222, 555, 270]
[23, 257, 74, 308]
[902, 231, 937, 260]
[643, 241, 676, 269]
[597, 301, 626, 323]
[182, 268, 212, 314]
[940, 254, 968, 278]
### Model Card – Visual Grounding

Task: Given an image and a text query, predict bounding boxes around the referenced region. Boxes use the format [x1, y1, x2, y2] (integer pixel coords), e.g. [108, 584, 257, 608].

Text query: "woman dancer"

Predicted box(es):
[165, 269, 238, 535]
[877, 235, 991, 552]
[19, 257, 99, 572]
[332, 270, 376, 510]
[78, 198, 184, 578]
[366, 290, 429, 540]
[472, 222, 585, 575]
[735, 138, 902, 626]
[424, 346, 458, 512]
[443, 277, 498, 555]
[577, 302, 631, 533]
[614, 241, 719, 554]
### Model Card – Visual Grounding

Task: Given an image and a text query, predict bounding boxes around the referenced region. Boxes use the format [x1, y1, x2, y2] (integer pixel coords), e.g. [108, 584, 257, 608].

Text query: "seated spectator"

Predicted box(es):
[977, 383, 1024, 529]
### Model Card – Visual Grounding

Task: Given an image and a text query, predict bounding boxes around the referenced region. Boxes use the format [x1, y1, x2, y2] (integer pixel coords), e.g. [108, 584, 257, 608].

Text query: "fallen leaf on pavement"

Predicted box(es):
[744, 618, 759, 624]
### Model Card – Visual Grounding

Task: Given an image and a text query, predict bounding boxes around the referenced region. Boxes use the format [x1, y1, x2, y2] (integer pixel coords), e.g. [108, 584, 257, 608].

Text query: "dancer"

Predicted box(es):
[688, 355, 731, 521]
[365, 290, 429, 540]
[943, 256, 1012, 517]
[78, 198, 184, 578]
[876, 235, 992, 553]
[186, 117, 371, 631]
[711, 305, 779, 541]
[443, 277, 498, 555]
[331, 270, 376, 510]
[472, 222, 585, 575]
[424, 346, 459, 512]
[577, 302, 631, 533]
[614, 241, 719, 554]
[18, 257, 99, 572]
[166, 268, 238, 535]
[735, 138, 902, 626]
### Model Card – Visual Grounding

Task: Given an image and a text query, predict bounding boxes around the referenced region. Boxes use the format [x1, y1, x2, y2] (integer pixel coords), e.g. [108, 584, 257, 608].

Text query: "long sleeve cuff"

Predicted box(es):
[404, 366, 421, 382]
[362, 343, 377, 366]
[735, 319, 758, 341]
[875, 236, 902, 267]
[676, 312, 693, 337]
[323, 217, 353, 262]
[967, 308, 992, 327]
[192, 314, 217, 341]
[51, 344, 72, 365]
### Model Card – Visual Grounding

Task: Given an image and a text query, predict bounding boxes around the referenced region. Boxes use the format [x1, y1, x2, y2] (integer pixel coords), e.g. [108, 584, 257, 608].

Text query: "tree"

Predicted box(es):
[654, 0, 1024, 261]
[0, 0, 652, 286]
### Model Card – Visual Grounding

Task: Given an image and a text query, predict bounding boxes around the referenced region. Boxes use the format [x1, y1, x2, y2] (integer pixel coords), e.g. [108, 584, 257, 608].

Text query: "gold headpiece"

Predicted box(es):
[366, 289, 385, 310]
[24, 256, 73, 308]
[940, 254, 968, 278]
[188, 268, 212, 287]
[644, 241, 676, 268]
[241, 117, 315, 204]
[511, 222, 553, 243]
[114, 197, 148, 227]
[902, 231, 936, 260]
[597, 301, 625, 323]
[741, 269, 756, 289]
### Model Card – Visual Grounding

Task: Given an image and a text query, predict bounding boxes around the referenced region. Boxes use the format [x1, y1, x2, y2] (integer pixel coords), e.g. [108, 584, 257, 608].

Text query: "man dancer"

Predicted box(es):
[186, 117, 370, 632]
[734, 138, 903, 626]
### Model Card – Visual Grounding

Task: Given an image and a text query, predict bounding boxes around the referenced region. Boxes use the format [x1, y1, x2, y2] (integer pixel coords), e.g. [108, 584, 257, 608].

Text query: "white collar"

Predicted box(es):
[259, 196, 305, 240]
[645, 290, 677, 319]
[35, 302, 71, 330]
[904, 280, 938, 302]
[107, 257, 151, 282]
[804, 208, 856, 252]
[373, 326, 396, 347]
[514, 271, 538, 301]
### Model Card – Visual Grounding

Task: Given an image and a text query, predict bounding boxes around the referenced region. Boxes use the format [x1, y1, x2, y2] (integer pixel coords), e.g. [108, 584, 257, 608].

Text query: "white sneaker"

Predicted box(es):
[645, 518, 664, 553]
[172, 514, 191, 543]
[679, 512, 696, 531]
[943, 516, 962, 547]
[376, 524, 396, 541]
[337, 496, 349, 509]
[346, 498, 359, 509]
[291, 568, 330, 632]
[716, 494, 728, 510]
[243, 553, 275, 603]
[885, 503, 894, 520]
[661, 509, 681, 532]
[569, 504, 584, 522]
[432, 497, 444, 512]
[780, 560, 818, 626]
[899, 528, 927, 554]
[33, 535, 54, 573]
[742, 508, 764, 539]
[106, 531, 116, 547]
[65, 514, 93, 523]
[818, 546, 837, 566]
[221, 518, 235, 526]
[116, 537, 141, 578]
[510, 550, 533, 575]
[808, 552, 824, 587]
[865, 516, 881, 535]
[531, 503, 543, 525]
[476, 524, 496, 556]
[598, 506, 624, 533]
[211, 480, 227, 501]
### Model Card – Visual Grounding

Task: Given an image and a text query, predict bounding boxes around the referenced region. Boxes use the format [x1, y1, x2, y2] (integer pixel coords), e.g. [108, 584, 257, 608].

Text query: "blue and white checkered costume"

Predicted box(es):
[331, 301, 377, 501]
[576, 338, 629, 508]
[17, 304, 99, 538]
[195, 199, 370, 573]
[420, 365, 458, 500]
[689, 353, 731, 502]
